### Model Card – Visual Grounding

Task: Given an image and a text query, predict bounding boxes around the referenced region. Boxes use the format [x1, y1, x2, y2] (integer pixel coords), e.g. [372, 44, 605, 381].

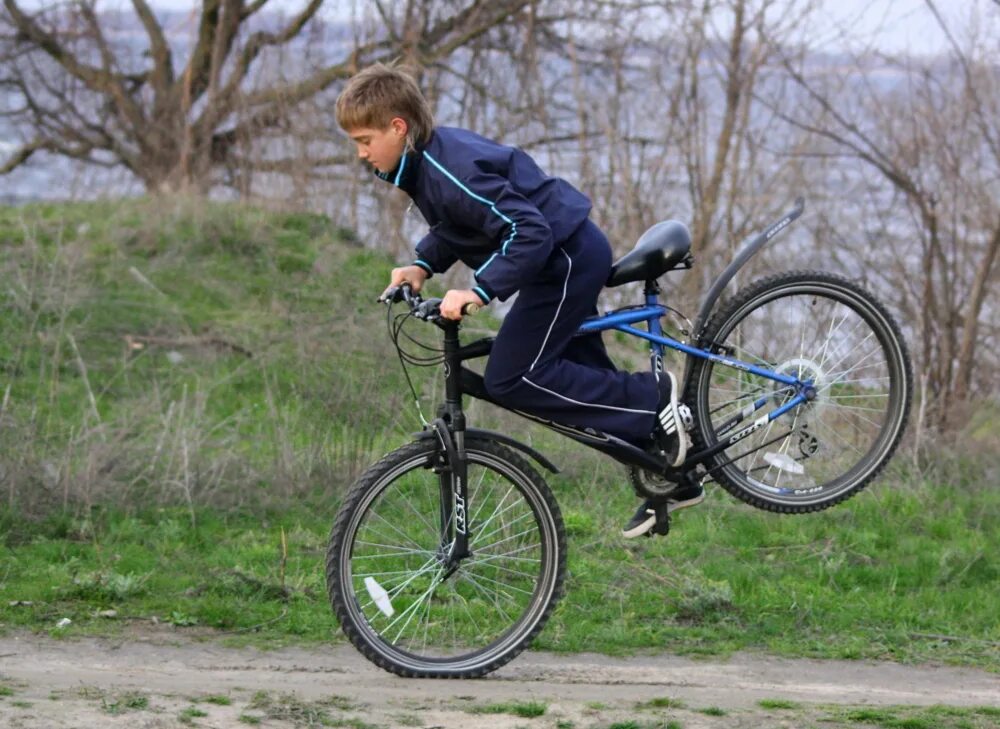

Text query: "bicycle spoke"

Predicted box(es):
[473, 527, 540, 554]
[460, 572, 517, 620]
[356, 554, 439, 614]
[473, 541, 542, 563]
[471, 510, 534, 547]
[461, 569, 536, 596]
[818, 329, 877, 381]
[354, 541, 433, 556]
[369, 511, 427, 552]
[397, 488, 441, 542]
[464, 559, 540, 580]
[472, 485, 517, 539]
[386, 569, 445, 643]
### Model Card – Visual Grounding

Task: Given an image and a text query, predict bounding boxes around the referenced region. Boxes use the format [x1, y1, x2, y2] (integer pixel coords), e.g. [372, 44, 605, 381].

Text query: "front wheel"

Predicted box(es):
[685, 271, 912, 513]
[326, 436, 566, 678]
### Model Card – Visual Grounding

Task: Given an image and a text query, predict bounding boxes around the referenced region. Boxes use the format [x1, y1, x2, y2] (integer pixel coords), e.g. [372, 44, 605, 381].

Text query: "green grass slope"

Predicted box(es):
[1, 199, 997, 671]
[0, 198, 421, 513]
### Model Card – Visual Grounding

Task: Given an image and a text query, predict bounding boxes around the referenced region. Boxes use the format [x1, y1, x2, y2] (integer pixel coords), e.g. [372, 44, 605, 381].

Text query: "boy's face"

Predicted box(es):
[347, 117, 408, 174]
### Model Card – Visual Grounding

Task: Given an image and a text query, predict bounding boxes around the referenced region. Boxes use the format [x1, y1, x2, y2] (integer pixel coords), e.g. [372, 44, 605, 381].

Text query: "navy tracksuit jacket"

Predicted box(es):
[377, 127, 660, 443]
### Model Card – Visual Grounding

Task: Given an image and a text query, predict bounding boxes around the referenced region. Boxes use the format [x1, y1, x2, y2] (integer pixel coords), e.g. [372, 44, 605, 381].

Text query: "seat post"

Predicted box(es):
[644, 280, 665, 375]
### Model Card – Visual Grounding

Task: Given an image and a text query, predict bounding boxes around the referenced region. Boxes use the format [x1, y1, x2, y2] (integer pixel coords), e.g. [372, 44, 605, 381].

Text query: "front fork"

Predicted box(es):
[430, 416, 472, 577]
[431, 319, 472, 577]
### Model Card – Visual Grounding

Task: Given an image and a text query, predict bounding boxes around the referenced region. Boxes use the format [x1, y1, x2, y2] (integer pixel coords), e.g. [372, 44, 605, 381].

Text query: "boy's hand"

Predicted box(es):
[440, 289, 486, 320]
[382, 265, 428, 300]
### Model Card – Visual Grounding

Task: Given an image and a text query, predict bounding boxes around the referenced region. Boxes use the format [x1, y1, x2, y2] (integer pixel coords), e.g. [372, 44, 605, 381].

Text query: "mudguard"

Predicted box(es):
[413, 426, 560, 474]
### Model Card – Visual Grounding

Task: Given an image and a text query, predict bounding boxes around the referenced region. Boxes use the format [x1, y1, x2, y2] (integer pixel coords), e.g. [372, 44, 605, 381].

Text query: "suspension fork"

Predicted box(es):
[432, 320, 471, 575]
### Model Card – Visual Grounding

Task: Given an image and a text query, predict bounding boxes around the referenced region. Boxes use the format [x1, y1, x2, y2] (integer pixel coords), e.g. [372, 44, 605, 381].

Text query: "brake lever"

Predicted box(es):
[377, 286, 396, 305]
[378, 284, 418, 306]
[415, 297, 442, 320]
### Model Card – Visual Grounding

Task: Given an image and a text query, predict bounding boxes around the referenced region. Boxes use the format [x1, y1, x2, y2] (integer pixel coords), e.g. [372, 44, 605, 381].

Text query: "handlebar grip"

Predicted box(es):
[462, 302, 480, 316]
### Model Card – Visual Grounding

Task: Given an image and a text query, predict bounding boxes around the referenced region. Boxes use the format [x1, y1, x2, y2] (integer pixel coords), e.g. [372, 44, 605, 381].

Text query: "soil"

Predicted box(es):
[0, 625, 997, 728]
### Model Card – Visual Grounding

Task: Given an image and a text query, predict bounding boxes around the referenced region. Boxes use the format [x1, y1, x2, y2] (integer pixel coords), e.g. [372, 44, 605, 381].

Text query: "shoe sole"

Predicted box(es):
[667, 491, 705, 513]
[621, 492, 705, 538]
[621, 511, 656, 538]
[657, 372, 688, 467]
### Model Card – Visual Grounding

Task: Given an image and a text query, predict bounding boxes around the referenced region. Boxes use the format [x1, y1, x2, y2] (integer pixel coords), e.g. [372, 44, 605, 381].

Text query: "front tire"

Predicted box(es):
[326, 437, 566, 678]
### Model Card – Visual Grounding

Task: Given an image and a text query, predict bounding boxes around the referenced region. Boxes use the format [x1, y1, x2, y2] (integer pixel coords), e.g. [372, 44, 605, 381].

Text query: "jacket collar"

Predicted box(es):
[372, 132, 434, 193]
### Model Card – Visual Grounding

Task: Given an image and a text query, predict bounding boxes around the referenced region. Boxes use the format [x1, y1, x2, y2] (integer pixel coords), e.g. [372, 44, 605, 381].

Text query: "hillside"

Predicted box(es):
[0, 198, 430, 513]
[0, 199, 997, 672]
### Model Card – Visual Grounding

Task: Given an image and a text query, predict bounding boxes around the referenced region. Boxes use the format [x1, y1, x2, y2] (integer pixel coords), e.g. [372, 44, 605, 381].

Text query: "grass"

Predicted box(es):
[758, 698, 801, 709]
[238, 690, 380, 728]
[0, 198, 411, 516]
[824, 704, 1000, 728]
[200, 694, 232, 705]
[470, 700, 548, 717]
[0, 199, 998, 672]
[1, 460, 998, 668]
[696, 706, 726, 716]
[101, 690, 149, 714]
[637, 697, 686, 709]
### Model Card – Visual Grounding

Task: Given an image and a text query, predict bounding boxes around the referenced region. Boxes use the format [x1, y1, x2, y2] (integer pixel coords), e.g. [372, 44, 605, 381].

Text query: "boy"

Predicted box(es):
[335, 63, 703, 537]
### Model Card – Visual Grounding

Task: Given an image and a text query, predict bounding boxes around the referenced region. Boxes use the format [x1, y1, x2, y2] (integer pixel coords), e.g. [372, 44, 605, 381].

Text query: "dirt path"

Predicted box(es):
[0, 627, 997, 728]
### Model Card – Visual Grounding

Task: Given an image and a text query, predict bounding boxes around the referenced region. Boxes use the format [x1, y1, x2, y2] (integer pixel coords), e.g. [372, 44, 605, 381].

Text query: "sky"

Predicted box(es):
[128, 0, 976, 56]
[11, 0, 987, 55]
[808, 0, 974, 55]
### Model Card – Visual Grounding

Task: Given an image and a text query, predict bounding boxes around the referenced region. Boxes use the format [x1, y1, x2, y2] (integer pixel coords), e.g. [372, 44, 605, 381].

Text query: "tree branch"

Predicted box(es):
[131, 0, 174, 93]
[199, 0, 323, 135]
[3, 0, 146, 87]
[0, 138, 47, 173]
[76, 2, 148, 142]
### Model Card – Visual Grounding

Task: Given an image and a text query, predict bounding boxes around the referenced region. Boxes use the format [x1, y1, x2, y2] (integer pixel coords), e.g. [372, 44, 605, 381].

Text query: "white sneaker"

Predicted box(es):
[655, 371, 689, 468]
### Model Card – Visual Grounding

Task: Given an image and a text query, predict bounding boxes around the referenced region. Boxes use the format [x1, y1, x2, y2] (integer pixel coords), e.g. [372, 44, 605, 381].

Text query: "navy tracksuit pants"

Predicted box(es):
[483, 220, 661, 443]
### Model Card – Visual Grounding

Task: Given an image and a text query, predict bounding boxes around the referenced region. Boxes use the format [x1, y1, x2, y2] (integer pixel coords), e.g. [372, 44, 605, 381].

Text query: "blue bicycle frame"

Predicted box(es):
[577, 301, 815, 431]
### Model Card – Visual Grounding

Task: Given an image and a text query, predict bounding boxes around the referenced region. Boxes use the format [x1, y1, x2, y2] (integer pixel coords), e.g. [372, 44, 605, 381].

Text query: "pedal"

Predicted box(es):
[647, 501, 671, 537]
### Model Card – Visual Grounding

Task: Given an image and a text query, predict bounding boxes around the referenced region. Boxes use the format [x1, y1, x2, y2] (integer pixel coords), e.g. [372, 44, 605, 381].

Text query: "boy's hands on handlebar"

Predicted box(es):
[380, 264, 428, 302]
[378, 274, 485, 321]
[441, 289, 485, 320]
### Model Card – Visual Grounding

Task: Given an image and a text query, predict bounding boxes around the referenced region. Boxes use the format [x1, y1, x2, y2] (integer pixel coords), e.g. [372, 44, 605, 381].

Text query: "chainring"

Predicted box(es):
[628, 462, 680, 499]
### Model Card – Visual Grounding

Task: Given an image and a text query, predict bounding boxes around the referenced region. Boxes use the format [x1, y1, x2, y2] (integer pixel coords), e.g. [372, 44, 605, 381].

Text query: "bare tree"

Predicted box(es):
[770, 1, 1000, 427]
[0, 0, 541, 194]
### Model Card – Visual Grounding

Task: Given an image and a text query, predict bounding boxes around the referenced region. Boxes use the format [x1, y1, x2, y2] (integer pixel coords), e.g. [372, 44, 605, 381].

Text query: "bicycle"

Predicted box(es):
[325, 198, 913, 678]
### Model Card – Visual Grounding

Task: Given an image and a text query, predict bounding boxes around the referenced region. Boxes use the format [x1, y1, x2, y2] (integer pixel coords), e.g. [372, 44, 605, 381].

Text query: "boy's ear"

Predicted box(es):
[390, 116, 409, 137]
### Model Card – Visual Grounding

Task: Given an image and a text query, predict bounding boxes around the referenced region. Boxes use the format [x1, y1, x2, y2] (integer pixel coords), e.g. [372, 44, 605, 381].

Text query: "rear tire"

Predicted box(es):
[685, 271, 912, 513]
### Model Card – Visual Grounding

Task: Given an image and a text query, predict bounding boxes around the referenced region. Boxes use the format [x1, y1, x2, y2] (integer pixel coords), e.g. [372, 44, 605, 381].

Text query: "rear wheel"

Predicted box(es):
[685, 271, 912, 512]
[326, 436, 566, 678]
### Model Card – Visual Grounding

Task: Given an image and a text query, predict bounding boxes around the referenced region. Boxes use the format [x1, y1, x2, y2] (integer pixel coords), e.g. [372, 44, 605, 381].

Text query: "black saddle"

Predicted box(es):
[606, 220, 693, 287]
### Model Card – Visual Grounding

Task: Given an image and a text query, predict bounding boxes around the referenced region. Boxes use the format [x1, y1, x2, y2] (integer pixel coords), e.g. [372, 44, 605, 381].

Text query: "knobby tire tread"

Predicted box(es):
[683, 270, 912, 514]
[326, 436, 566, 678]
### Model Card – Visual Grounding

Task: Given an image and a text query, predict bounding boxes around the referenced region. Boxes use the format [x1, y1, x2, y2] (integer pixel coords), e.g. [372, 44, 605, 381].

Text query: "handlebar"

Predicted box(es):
[377, 284, 480, 322]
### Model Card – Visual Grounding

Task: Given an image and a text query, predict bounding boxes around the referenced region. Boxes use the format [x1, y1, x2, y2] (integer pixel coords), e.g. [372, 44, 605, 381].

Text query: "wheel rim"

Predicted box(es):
[698, 283, 907, 505]
[337, 448, 558, 669]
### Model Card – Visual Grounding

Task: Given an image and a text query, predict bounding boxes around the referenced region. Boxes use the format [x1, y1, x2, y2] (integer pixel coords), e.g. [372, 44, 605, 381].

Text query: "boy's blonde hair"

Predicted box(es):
[335, 63, 434, 148]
